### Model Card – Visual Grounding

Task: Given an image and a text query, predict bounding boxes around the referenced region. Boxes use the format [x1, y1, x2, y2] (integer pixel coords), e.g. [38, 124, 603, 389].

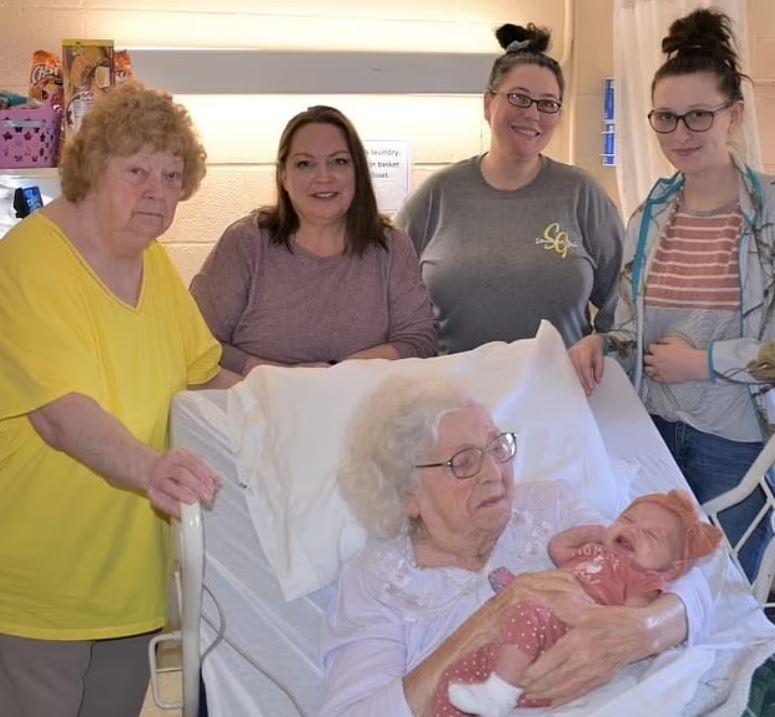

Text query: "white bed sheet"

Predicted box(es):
[171, 359, 775, 717]
[171, 388, 334, 717]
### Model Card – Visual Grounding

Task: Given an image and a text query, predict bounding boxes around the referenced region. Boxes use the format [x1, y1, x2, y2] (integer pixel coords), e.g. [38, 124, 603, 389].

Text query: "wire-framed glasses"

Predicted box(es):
[490, 90, 562, 114]
[415, 432, 517, 480]
[647, 102, 734, 134]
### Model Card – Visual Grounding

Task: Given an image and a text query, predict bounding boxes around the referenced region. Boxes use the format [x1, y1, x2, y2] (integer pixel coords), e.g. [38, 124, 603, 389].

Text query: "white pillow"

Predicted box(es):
[226, 321, 618, 601]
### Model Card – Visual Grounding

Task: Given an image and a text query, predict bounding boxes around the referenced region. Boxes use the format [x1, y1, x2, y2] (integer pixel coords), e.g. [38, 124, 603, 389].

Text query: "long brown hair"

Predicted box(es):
[259, 105, 390, 255]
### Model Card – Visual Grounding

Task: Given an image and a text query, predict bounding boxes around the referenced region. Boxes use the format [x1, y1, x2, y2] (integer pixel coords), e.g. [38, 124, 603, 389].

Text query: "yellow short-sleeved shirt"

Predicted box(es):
[0, 213, 221, 640]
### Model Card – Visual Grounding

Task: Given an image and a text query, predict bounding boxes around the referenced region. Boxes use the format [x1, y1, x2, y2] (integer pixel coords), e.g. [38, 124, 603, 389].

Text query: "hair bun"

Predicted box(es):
[662, 8, 737, 65]
[495, 22, 551, 54]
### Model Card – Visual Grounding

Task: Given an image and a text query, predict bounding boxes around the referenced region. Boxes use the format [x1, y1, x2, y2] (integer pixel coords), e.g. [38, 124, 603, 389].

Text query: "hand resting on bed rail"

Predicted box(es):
[29, 371, 239, 520]
[319, 375, 714, 717]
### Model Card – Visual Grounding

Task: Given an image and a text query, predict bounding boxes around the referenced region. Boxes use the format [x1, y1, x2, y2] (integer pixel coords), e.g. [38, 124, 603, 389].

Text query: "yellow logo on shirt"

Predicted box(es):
[535, 222, 577, 259]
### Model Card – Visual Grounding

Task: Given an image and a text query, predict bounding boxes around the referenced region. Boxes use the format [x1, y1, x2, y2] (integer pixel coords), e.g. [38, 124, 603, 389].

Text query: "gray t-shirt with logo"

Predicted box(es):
[395, 156, 623, 353]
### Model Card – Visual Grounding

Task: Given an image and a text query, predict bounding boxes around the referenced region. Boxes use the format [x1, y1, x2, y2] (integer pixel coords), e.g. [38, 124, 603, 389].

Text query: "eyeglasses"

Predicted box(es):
[415, 432, 517, 480]
[490, 91, 562, 114]
[647, 102, 734, 134]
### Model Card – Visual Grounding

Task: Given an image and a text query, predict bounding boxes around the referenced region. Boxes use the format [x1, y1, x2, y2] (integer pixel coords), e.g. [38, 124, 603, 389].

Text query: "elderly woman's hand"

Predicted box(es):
[482, 571, 594, 639]
[402, 570, 594, 717]
[29, 393, 221, 522]
[145, 448, 221, 519]
[520, 594, 687, 705]
[519, 605, 647, 703]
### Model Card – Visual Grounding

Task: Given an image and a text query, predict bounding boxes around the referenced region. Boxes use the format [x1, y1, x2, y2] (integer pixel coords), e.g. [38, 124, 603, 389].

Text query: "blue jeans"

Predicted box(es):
[652, 416, 772, 581]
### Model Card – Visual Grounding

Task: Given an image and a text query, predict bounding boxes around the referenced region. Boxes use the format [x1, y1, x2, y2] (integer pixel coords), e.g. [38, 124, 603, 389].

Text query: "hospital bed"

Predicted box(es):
[153, 328, 775, 717]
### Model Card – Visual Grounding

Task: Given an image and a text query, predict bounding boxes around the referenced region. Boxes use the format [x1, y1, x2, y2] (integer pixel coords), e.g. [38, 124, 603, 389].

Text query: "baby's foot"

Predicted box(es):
[448, 673, 521, 717]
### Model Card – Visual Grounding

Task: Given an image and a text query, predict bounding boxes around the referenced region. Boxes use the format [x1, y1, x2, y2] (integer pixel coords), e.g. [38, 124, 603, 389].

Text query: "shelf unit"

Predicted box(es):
[0, 167, 59, 178]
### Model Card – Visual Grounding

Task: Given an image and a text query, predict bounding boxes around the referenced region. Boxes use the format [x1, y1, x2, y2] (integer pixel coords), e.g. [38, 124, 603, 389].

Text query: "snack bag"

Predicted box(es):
[62, 39, 114, 135]
[114, 50, 134, 85]
[29, 50, 64, 111]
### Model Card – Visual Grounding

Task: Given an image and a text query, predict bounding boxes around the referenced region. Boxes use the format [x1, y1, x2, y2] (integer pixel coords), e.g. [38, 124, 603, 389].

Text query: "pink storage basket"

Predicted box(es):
[0, 102, 61, 169]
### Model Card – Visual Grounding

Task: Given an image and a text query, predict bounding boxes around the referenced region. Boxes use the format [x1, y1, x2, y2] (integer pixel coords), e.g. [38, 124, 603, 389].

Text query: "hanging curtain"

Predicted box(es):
[612, 0, 761, 220]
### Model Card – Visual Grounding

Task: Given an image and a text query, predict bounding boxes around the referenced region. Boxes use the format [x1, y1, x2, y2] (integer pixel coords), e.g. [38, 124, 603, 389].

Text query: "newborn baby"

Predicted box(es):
[440, 490, 723, 717]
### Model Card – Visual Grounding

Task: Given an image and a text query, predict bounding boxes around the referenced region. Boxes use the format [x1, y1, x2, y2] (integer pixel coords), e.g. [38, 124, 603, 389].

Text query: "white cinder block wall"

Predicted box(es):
[1, 0, 774, 283]
[751, 0, 775, 175]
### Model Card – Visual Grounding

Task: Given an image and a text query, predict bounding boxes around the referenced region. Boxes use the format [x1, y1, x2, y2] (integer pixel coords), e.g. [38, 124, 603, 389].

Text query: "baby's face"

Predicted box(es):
[603, 502, 684, 572]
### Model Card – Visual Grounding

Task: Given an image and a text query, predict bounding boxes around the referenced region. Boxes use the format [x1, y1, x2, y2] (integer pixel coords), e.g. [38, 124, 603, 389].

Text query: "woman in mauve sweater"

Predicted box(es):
[191, 105, 436, 374]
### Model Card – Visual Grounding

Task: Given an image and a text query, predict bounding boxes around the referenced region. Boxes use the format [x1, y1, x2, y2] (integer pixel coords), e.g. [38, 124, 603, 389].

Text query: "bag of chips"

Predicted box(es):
[62, 39, 114, 135]
[114, 50, 134, 85]
[29, 50, 64, 111]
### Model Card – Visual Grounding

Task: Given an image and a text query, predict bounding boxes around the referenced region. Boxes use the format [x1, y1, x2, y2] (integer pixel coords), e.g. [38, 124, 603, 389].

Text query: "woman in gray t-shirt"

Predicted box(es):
[396, 22, 624, 354]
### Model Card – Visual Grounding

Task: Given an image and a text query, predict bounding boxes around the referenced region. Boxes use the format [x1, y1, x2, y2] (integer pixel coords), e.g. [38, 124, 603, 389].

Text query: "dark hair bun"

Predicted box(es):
[495, 22, 551, 54]
[662, 8, 738, 68]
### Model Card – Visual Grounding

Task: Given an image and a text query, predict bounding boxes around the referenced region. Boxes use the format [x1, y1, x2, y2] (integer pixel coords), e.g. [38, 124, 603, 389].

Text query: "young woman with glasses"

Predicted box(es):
[396, 23, 623, 354]
[570, 8, 775, 581]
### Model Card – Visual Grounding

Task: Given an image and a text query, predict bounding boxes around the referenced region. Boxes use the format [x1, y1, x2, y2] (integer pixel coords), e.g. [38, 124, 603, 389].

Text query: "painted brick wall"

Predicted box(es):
[1, 0, 771, 282]
[0, 0, 569, 280]
[750, 0, 775, 175]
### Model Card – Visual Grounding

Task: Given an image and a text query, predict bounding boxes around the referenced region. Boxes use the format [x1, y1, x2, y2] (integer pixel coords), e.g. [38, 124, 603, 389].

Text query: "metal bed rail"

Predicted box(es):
[148, 501, 204, 716]
[702, 431, 775, 608]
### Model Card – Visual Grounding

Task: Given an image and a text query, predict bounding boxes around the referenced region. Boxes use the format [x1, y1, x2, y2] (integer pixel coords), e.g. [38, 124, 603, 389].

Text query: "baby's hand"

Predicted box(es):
[488, 567, 515, 593]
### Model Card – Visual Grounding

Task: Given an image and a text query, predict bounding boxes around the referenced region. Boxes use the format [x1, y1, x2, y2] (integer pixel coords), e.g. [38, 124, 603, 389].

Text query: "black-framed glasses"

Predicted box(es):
[647, 102, 734, 134]
[490, 90, 562, 114]
[415, 432, 517, 480]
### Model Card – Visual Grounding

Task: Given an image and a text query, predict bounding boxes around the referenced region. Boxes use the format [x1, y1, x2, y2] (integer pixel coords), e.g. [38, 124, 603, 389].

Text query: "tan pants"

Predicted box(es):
[0, 631, 156, 717]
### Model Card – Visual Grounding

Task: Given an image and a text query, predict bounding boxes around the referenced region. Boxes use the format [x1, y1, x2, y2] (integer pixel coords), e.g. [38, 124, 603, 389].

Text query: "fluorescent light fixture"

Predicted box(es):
[129, 49, 496, 95]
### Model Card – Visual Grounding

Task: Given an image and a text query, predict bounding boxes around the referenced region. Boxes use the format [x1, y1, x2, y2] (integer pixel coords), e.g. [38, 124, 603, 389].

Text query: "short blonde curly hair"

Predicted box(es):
[338, 375, 476, 540]
[59, 81, 206, 202]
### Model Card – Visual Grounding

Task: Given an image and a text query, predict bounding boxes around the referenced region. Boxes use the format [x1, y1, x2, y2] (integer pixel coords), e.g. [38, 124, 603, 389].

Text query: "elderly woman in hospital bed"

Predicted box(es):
[319, 376, 718, 716]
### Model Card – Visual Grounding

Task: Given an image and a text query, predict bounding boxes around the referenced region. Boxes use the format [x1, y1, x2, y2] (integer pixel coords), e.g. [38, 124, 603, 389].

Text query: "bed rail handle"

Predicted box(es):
[148, 630, 183, 710]
[179, 500, 204, 717]
[147, 501, 204, 714]
[702, 431, 775, 605]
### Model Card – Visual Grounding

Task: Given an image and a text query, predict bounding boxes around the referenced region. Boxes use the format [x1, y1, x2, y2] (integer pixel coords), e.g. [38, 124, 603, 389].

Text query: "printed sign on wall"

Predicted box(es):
[363, 140, 411, 214]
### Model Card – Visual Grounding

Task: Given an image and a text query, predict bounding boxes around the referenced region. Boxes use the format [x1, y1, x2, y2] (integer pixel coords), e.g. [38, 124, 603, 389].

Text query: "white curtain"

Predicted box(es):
[613, 0, 761, 220]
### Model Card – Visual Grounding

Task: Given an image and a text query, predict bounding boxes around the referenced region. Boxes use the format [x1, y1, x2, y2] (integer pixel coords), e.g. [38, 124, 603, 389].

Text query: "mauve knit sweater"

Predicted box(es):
[190, 213, 437, 372]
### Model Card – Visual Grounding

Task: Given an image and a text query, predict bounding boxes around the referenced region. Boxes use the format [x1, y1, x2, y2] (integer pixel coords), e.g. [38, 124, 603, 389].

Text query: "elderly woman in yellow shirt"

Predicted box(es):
[0, 82, 239, 717]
